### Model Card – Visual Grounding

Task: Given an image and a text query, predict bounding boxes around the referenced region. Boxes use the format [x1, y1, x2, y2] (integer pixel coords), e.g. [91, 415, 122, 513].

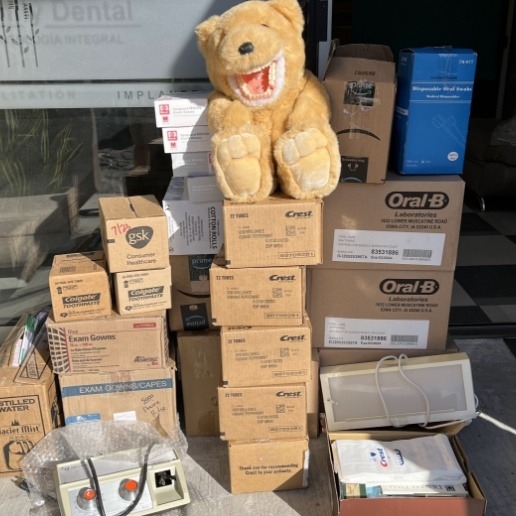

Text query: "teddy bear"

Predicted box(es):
[195, 0, 341, 203]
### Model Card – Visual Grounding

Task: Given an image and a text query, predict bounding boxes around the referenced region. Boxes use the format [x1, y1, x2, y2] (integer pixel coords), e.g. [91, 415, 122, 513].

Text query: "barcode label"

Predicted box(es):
[391, 335, 419, 345]
[403, 249, 433, 259]
[445, 485, 456, 492]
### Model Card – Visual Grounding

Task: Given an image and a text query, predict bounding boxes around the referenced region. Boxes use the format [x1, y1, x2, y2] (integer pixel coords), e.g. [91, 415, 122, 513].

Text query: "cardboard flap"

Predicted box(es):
[334, 44, 394, 62]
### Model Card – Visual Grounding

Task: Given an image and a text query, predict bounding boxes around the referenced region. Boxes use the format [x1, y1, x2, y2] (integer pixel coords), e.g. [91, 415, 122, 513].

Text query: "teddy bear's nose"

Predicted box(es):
[238, 42, 254, 55]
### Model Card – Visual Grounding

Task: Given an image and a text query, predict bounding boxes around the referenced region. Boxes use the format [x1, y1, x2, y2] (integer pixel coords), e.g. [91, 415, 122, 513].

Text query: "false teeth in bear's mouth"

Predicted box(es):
[229, 52, 285, 105]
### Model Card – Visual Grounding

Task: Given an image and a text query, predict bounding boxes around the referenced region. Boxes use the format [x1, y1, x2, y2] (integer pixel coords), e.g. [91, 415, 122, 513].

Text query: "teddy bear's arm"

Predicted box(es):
[207, 92, 254, 132]
[287, 72, 331, 128]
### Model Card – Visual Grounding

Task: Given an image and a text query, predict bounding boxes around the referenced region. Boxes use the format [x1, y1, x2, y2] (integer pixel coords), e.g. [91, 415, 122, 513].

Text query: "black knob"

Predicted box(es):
[238, 42, 254, 55]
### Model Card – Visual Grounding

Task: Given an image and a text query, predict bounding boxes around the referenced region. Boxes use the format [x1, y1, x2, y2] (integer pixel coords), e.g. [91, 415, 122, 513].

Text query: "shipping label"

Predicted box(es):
[333, 229, 445, 265]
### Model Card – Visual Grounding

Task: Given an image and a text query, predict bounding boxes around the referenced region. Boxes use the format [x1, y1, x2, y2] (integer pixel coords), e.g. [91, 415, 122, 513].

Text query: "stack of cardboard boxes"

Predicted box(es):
[210, 195, 324, 494]
[45, 195, 177, 437]
[154, 92, 225, 439]
[314, 44, 485, 514]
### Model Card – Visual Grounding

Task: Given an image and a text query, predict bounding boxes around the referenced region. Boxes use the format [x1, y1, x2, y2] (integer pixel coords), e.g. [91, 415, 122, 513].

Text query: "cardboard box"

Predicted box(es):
[392, 48, 477, 175]
[59, 361, 177, 437]
[210, 257, 306, 327]
[223, 194, 323, 268]
[177, 331, 221, 436]
[319, 174, 465, 271]
[49, 252, 112, 322]
[113, 266, 172, 315]
[220, 319, 312, 387]
[218, 384, 307, 441]
[307, 268, 453, 350]
[171, 151, 214, 177]
[162, 179, 224, 255]
[161, 126, 211, 153]
[168, 289, 214, 332]
[46, 310, 168, 374]
[327, 429, 486, 516]
[185, 175, 224, 203]
[169, 254, 214, 295]
[0, 321, 61, 476]
[317, 336, 459, 367]
[324, 44, 396, 184]
[307, 348, 321, 439]
[228, 438, 309, 494]
[99, 195, 169, 273]
[153, 92, 208, 128]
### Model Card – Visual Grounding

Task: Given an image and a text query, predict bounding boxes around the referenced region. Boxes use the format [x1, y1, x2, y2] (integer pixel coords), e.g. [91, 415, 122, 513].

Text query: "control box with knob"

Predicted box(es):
[54, 445, 190, 515]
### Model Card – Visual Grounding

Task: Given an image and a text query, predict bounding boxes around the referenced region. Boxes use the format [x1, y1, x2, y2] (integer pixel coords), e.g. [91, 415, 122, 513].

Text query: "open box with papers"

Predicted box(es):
[326, 426, 486, 516]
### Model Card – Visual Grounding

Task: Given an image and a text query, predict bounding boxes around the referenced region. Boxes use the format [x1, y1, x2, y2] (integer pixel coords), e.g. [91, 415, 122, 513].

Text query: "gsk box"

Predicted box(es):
[324, 44, 396, 184]
[59, 361, 177, 437]
[99, 195, 169, 273]
[392, 47, 477, 174]
[0, 320, 61, 476]
[49, 252, 112, 322]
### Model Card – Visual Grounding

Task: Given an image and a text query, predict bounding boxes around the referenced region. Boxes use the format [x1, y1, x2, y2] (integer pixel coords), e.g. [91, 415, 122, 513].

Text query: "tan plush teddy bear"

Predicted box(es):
[195, 0, 340, 203]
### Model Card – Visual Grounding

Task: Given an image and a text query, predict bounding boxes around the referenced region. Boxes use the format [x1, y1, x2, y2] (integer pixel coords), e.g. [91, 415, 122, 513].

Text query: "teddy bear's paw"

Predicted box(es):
[281, 127, 332, 192]
[212, 129, 275, 202]
[216, 132, 261, 196]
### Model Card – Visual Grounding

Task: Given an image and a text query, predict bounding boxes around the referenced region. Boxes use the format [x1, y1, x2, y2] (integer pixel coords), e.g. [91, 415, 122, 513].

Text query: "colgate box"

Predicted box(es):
[46, 310, 168, 374]
[319, 174, 464, 271]
[113, 266, 172, 315]
[307, 268, 453, 350]
[99, 195, 169, 273]
[49, 251, 112, 322]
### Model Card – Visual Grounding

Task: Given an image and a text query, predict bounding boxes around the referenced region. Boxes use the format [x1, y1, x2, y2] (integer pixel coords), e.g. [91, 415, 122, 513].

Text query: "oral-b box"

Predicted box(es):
[392, 48, 477, 175]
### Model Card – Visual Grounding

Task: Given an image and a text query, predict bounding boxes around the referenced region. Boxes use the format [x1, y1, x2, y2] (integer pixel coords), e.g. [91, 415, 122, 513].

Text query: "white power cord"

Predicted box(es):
[374, 354, 480, 429]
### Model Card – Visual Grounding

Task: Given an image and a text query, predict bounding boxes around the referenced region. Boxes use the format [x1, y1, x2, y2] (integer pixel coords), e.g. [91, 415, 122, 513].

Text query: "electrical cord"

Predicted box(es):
[82, 443, 155, 516]
[374, 354, 480, 430]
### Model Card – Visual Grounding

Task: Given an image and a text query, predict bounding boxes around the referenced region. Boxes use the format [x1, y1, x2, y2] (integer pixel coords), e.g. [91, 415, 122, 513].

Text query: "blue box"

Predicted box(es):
[392, 48, 477, 175]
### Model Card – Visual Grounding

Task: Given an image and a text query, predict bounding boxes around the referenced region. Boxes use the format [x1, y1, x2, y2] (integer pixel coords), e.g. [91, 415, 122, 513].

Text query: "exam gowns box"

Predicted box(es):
[223, 194, 323, 268]
[307, 268, 453, 350]
[0, 323, 61, 476]
[392, 48, 477, 175]
[99, 195, 169, 273]
[46, 310, 168, 374]
[319, 174, 464, 271]
[59, 361, 177, 437]
[324, 44, 396, 183]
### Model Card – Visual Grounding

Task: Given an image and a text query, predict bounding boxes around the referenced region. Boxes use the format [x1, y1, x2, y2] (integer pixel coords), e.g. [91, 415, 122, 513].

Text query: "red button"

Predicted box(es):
[82, 488, 96, 501]
[124, 479, 138, 492]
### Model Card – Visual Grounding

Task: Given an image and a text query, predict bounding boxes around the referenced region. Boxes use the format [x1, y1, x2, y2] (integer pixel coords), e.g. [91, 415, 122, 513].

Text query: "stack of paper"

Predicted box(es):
[332, 434, 467, 498]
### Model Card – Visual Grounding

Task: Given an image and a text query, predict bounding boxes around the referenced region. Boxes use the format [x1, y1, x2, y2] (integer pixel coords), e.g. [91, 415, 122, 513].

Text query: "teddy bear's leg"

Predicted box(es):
[212, 124, 276, 203]
[274, 119, 341, 199]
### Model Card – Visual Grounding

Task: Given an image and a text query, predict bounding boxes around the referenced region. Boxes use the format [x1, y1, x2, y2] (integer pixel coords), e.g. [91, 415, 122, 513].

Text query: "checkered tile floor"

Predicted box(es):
[450, 190, 516, 342]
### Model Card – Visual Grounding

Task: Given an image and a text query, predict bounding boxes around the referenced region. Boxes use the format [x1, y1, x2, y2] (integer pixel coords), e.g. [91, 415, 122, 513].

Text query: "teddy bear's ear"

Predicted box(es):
[268, 0, 304, 33]
[195, 15, 219, 52]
